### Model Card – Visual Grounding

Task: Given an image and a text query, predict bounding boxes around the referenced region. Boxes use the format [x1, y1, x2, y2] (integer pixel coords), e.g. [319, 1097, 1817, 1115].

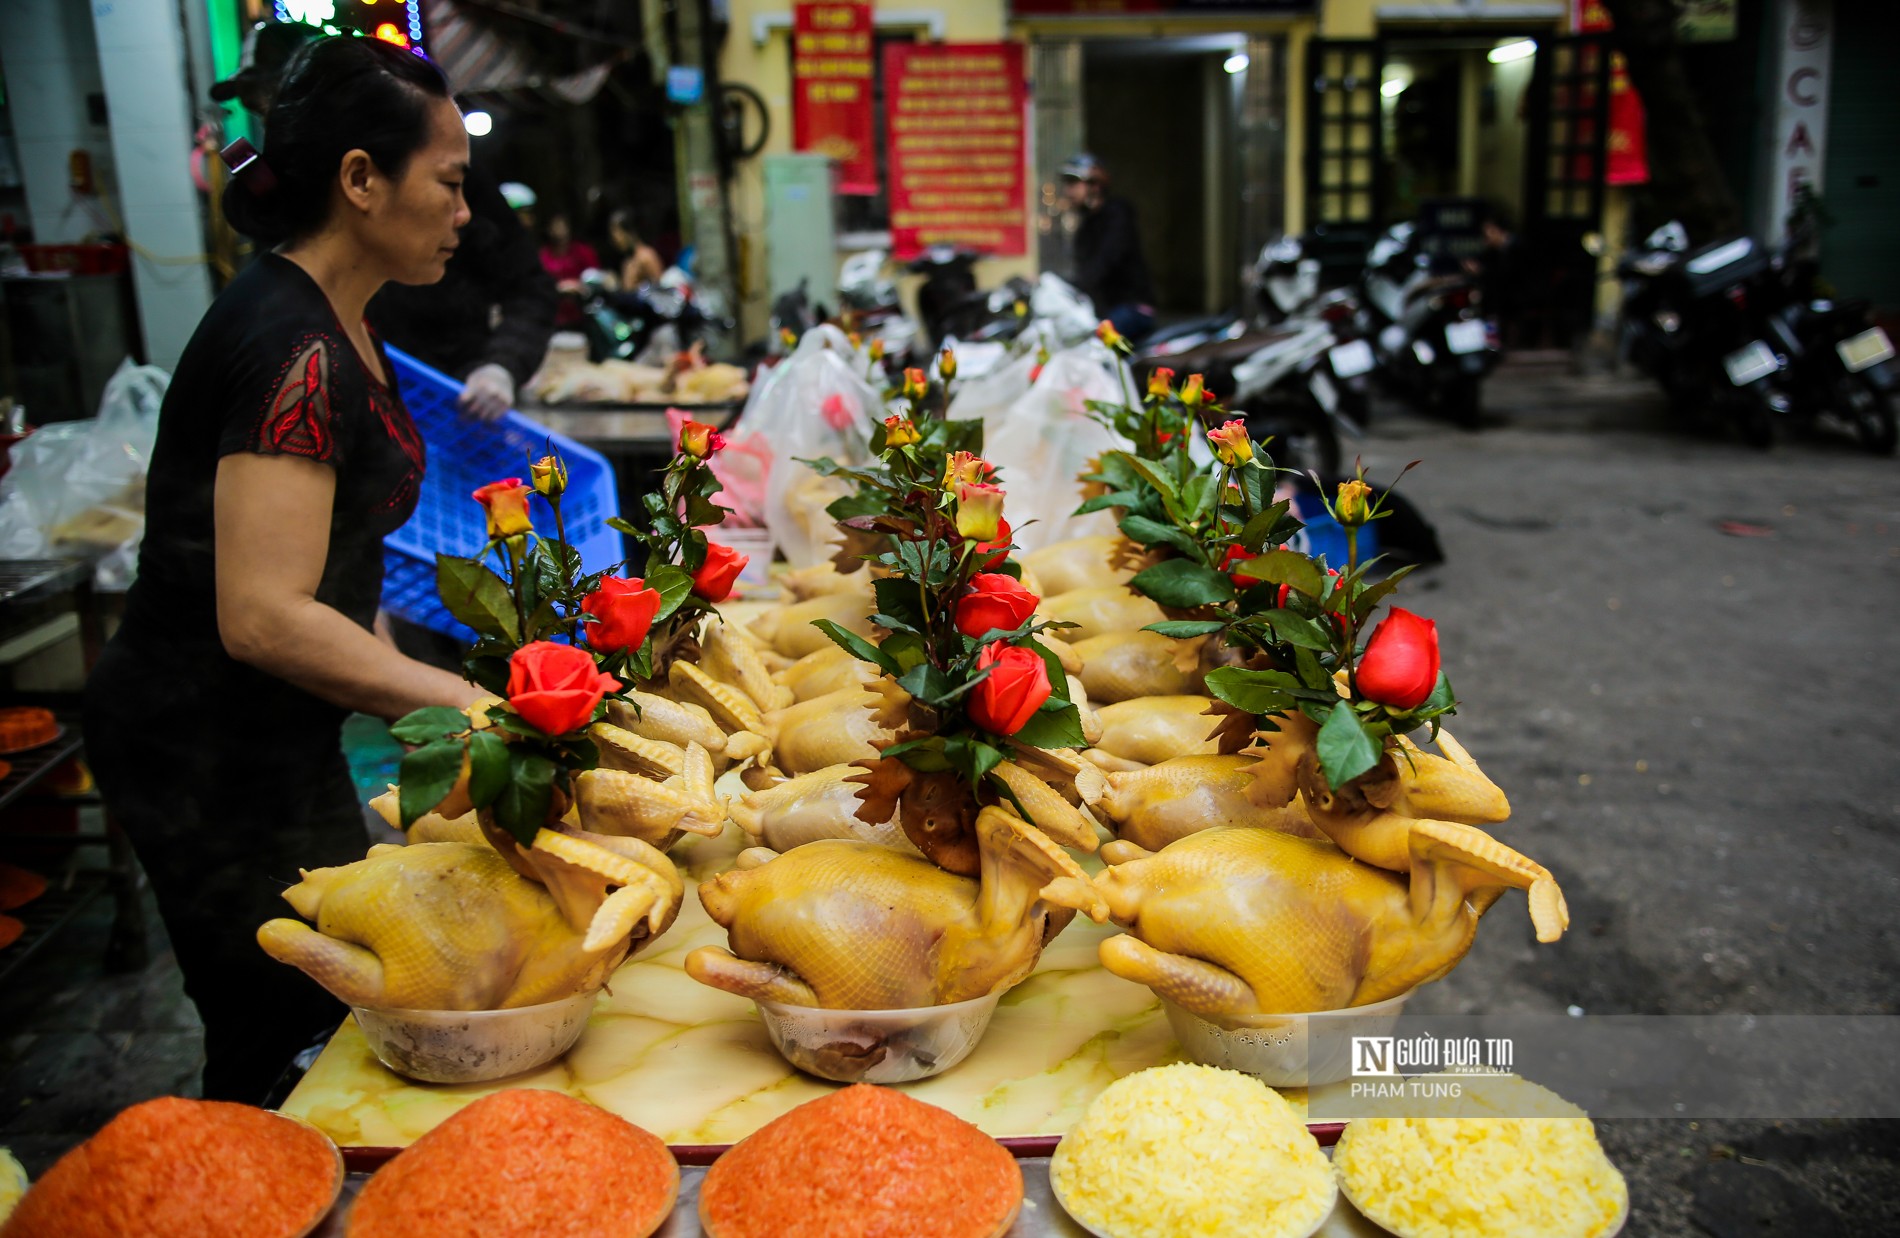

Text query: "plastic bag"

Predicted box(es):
[664, 406, 769, 527]
[728, 325, 884, 567]
[1029, 273, 1101, 346]
[948, 339, 1131, 555]
[0, 358, 167, 588]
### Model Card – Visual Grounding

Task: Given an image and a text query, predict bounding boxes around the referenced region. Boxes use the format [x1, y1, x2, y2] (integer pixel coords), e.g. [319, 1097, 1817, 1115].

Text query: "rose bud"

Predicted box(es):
[1207, 418, 1253, 466]
[1179, 374, 1206, 408]
[1335, 478, 1374, 526]
[1095, 320, 1126, 351]
[955, 573, 1039, 639]
[968, 641, 1053, 736]
[869, 338, 886, 363]
[680, 419, 725, 459]
[1356, 607, 1440, 710]
[847, 331, 863, 350]
[779, 326, 798, 349]
[883, 414, 921, 448]
[955, 481, 1006, 542]
[506, 641, 622, 736]
[902, 367, 930, 401]
[974, 517, 1014, 568]
[939, 346, 958, 381]
[944, 450, 992, 488]
[692, 541, 749, 603]
[529, 454, 567, 499]
[472, 477, 533, 540]
[1147, 367, 1176, 399]
[581, 576, 662, 654]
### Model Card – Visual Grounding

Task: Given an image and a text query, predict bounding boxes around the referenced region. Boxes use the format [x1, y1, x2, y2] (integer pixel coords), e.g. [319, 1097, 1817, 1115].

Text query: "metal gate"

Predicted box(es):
[1523, 33, 1614, 342]
[1302, 38, 1383, 280]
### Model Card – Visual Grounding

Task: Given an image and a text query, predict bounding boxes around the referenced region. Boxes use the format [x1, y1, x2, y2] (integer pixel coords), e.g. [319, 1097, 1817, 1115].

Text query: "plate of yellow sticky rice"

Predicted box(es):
[1050, 1063, 1335, 1238]
[1332, 1073, 1628, 1238]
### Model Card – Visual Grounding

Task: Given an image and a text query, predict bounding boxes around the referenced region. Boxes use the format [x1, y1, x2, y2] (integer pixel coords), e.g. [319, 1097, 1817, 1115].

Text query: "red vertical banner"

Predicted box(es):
[884, 43, 1028, 260]
[1575, 0, 1650, 185]
[792, 2, 877, 194]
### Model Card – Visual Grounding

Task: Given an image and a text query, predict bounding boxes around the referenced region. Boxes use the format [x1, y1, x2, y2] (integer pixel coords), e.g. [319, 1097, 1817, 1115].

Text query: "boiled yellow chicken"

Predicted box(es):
[258, 829, 683, 1011]
[605, 690, 732, 758]
[729, 763, 915, 853]
[760, 684, 905, 776]
[780, 560, 874, 602]
[1023, 535, 1134, 597]
[1094, 823, 1568, 1019]
[1039, 585, 1167, 643]
[774, 644, 880, 703]
[686, 805, 1106, 1009]
[1086, 755, 1318, 851]
[749, 589, 876, 660]
[1247, 713, 1514, 874]
[573, 739, 726, 850]
[1085, 695, 1223, 769]
[1072, 630, 1205, 702]
[700, 616, 794, 712]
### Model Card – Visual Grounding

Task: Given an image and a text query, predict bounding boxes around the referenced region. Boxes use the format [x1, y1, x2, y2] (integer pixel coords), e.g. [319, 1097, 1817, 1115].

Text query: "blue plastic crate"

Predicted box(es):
[382, 347, 622, 641]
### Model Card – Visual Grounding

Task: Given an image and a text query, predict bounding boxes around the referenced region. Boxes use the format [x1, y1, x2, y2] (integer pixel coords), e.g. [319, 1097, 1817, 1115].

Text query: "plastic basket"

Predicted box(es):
[382, 347, 622, 641]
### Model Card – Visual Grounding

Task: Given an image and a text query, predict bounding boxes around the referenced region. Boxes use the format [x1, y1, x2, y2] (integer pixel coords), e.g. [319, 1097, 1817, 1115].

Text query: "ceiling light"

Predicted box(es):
[1488, 39, 1537, 64]
[1223, 53, 1249, 75]
[1380, 78, 1408, 98]
[463, 110, 492, 136]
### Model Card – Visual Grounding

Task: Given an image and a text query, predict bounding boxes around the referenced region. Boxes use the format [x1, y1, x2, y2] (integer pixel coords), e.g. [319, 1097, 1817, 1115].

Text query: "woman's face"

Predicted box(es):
[363, 98, 471, 286]
[548, 215, 571, 248]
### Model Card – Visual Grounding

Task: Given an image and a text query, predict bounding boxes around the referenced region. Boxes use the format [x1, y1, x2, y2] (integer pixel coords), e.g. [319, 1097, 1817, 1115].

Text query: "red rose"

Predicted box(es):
[581, 576, 662, 654]
[693, 542, 748, 603]
[955, 573, 1039, 639]
[472, 477, 533, 539]
[507, 641, 621, 736]
[968, 641, 1052, 736]
[974, 517, 1014, 569]
[1219, 544, 1254, 589]
[1356, 607, 1440, 710]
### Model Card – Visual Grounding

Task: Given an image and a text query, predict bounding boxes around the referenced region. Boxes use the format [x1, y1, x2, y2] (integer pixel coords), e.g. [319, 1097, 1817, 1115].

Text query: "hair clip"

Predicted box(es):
[219, 137, 278, 195]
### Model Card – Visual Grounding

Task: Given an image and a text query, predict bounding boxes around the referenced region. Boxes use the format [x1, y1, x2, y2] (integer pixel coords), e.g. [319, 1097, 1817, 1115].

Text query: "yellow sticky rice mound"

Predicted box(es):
[1051, 1063, 1333, 1238]
[1334, 1075, 1628, 1238]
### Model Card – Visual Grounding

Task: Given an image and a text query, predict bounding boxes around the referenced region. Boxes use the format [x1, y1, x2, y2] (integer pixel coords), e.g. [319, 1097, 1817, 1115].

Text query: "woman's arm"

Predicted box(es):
[215, 453, 484, 718]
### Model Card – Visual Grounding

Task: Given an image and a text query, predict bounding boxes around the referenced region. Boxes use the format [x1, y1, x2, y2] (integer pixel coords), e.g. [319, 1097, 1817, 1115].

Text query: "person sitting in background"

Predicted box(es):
[610, 208, 665, 289]
[540, 214, 600, 327]
[1061, 153, 1156, 343]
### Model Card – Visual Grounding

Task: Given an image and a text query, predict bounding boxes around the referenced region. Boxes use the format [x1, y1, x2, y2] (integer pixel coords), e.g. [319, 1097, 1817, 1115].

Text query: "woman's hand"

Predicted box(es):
[215, 453, 484, 717]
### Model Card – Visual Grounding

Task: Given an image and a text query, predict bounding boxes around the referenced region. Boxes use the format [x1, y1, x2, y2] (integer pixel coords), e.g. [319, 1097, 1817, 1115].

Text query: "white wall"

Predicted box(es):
[0, 0, 119, 246]
[90, 0, 214, 368]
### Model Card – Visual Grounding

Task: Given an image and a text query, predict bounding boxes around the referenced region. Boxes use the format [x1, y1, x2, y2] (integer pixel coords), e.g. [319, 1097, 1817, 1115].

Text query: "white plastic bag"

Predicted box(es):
[948, 339, 1131, 554]
[0, 358, 167, 587]
[729, 326, 885, 568]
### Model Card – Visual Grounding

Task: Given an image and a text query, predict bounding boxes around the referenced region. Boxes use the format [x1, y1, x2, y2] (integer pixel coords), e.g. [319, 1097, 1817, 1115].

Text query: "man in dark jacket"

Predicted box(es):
[1062, 153, 1155, 342]
[211, 21, 556, 420]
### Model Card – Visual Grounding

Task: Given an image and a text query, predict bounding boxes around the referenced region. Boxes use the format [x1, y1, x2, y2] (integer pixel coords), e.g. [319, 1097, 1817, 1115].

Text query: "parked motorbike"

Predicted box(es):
[1358, 221, 1503, 428]
[1617, 227, 1788, 448]
[578, 269, 723, 365]
[838, 249, 923, 376]
[1760, 228, 1898, 455]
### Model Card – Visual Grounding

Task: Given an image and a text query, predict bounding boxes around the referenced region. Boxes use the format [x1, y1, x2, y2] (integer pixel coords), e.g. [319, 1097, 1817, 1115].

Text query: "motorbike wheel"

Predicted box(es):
[1247, 407, 1342, 478]
[1837, 377, 1899, 456]
[1733, 395, 1775, 450]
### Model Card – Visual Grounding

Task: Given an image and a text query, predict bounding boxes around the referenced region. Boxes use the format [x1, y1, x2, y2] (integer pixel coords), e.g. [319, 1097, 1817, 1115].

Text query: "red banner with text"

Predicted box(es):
[792, 2, 877, 194]
[1575, 0, 1650, 186]
[884, 42, 1028, 259]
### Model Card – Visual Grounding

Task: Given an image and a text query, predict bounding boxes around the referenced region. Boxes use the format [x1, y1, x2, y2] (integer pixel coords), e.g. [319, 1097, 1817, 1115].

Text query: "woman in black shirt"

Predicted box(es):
[83, 37, 483, 1102]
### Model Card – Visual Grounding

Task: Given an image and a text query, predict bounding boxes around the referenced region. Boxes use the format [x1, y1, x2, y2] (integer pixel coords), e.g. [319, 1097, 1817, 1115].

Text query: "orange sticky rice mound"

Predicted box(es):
[0, 1096, 339, 1238]
[346, 1089, 676, 1238]
[699, 1084, 1023, 1238]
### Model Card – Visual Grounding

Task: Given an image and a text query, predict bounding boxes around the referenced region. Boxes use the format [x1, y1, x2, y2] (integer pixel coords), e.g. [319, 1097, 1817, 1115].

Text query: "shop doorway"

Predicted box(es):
[1033, 35, 1284, 321]
[1305, 31, 1611, 345]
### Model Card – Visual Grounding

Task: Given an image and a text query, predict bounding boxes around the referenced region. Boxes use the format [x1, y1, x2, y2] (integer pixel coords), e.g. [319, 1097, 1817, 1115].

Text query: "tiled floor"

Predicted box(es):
[0, 889, 201, 1175]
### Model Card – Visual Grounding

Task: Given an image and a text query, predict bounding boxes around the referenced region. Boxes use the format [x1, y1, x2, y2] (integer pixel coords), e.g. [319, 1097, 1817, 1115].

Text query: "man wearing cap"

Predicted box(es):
[1061, 153, 1156, 343]
[211, 22, 556, 421]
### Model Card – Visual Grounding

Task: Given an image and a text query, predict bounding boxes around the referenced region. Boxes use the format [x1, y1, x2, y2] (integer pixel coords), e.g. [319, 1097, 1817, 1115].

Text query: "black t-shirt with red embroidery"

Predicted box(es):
[109, 253, 425, 746]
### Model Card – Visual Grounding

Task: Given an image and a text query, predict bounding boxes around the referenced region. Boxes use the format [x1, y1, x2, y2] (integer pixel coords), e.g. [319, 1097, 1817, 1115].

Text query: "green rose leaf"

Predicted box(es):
[1119, 514, 1200, 557]
[388, 706, 468, 746]
[1263, 610, 1337, 651]
[887, 736, 952, 773]
[492, 751, 558, 846]
[646, 563, 695, 622]
[437, 556, 520, 643]
[1351, 565, 1417, 622]
[1234, 547, 1324, 599]
[1143, 619, 1227, 638]
[463, 653, 511, 697]
[397, 738, 466, 829]
[465, 729, 511, 807]
[1010, 703, 1085, 750]
[813, 619, 901, 676]
[1203, 666, 1305, 716]
[1131, 558, 1236, 609]
[1074, 490, 1139, 516]
[1317, 700, 1382, 790]
[874, 577, 927, 631]
[897, 662, 955, 707]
